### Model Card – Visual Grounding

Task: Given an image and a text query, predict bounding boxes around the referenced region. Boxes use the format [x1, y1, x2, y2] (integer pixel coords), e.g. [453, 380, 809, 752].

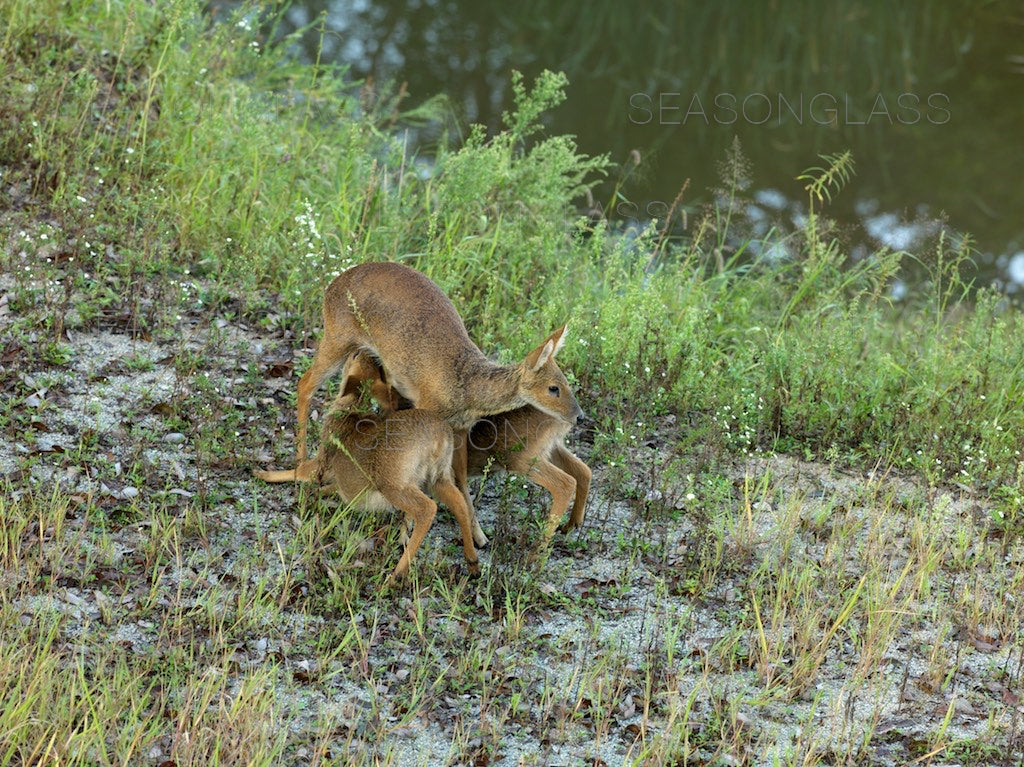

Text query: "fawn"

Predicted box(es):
[257, 355, 480, 582]
[327, 347, 401, 413]
[294, 261, 583, 543]
[467, 406, 592, 540]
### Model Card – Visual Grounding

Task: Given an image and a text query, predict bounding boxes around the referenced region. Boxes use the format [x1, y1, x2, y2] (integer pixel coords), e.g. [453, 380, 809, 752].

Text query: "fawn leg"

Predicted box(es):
[453, 430, 489, 548]
[385, 487, 437, 584]
[524, 459, 576, 544]
[551, 446, 591, 532]
[255, 458, 321, 484]
[432, 478, 481, 576]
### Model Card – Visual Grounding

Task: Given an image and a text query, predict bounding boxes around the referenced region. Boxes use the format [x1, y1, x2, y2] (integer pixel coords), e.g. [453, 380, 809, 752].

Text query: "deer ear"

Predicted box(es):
[524, 325, 568, 371]
[549, 324, 568, 355]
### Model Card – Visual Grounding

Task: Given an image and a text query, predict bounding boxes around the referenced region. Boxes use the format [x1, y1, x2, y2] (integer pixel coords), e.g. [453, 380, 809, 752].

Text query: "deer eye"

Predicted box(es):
[548, 385, 560, 396]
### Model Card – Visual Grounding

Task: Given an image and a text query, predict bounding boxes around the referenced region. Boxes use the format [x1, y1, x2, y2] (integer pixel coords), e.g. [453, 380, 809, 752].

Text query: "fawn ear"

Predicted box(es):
[525, 325, 568, 371]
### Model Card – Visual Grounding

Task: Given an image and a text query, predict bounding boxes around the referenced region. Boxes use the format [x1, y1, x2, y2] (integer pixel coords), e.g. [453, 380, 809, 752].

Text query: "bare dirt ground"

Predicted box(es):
[2, 269, 1022, 766]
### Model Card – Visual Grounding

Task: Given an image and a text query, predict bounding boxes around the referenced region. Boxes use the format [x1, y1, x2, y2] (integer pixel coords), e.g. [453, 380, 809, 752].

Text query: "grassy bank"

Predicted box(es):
[4, 0, 1021, 500]
[1, 1, 1022, 765]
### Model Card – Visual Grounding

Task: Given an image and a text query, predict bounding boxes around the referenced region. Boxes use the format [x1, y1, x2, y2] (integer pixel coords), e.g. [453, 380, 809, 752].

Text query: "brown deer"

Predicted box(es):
[294, 261, 583, 544]
[257, 357, 480, 581]
[311, 352, 591, 545]
[467, 406, 592, 540]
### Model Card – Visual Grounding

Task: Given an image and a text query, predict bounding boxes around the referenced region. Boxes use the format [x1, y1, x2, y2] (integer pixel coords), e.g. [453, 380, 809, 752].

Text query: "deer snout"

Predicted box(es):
[569, 399, 584, 424]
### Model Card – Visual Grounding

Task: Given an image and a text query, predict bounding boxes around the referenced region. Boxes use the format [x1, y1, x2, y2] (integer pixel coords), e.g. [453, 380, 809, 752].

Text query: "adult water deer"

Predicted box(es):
[256, 395, 480, 583]
[295, 261, 583, 543]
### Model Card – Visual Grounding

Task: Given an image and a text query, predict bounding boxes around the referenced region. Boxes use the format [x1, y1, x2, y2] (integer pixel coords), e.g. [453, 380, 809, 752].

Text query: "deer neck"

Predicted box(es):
[457, 354, 527, 427]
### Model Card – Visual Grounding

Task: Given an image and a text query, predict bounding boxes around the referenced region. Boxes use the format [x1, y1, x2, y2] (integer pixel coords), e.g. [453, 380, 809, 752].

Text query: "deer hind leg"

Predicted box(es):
[551, 446, 591, 532]
[255, 458, 323, 484]
[453, 431, 489, 548]
[523, 459, 576, 544]
[295, 335, 353, 462]
[432, 477, 481, 576]
[385, 486, 438, 584]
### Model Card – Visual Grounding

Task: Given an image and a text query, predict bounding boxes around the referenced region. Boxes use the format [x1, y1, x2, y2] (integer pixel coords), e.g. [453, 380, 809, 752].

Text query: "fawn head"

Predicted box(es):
[518, 325, 583, 424]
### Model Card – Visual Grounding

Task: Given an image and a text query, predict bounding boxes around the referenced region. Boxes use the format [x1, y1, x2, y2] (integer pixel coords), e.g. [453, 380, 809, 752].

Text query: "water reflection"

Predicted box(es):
[225, 0, 1024, 288]
[1003, 253, 1024, 293]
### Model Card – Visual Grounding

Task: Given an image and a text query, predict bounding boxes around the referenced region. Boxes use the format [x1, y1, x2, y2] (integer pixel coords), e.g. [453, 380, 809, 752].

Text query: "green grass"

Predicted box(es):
[1, 1, 1023, 764]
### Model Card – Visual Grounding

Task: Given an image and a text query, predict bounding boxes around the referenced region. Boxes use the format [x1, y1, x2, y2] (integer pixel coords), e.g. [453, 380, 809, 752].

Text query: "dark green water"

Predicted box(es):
[245, 0, 1024, 289]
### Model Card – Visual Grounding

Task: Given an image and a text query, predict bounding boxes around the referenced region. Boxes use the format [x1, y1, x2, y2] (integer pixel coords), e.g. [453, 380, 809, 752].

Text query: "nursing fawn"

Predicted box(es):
[342, 352, 591, 545]
[257, 361, 479, 582]
[467, 406, 591, 541]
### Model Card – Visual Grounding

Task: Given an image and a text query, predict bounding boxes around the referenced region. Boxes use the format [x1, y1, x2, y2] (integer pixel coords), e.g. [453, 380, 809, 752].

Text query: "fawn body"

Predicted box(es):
[295, 261, 582, 545]
[257, 390, 479, 581]
[467, 406, 592, 539]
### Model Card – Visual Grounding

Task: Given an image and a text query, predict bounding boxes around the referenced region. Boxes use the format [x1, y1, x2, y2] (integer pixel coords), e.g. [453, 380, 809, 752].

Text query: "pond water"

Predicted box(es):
[248, 0, 1024, 290]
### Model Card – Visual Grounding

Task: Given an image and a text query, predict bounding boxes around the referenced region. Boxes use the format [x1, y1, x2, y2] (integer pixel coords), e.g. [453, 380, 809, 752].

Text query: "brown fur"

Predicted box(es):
[256, 405, 480, 583]
[467, 407, 592, 540]
[337, 352, 591, 545]
[329, 350, 401, 413]
[294, 262, 583, 548]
